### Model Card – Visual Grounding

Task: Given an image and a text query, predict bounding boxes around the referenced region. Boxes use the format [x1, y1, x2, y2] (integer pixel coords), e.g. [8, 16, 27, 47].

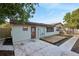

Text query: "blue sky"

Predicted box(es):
[29, 3, 79, 24]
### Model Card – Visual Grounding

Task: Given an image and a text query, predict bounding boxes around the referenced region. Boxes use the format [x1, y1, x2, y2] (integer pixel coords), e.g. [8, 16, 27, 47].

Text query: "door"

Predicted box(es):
[31, 27, 36, 39]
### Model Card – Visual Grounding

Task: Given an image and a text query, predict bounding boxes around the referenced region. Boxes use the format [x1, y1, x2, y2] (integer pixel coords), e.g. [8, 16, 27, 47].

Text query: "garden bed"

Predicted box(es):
[3, 38, 13, 45]
[0, 50, 14, 56]
[71, 39, 79, 54]
[40, 35, 72, 46]
[53, 36, 72, 46]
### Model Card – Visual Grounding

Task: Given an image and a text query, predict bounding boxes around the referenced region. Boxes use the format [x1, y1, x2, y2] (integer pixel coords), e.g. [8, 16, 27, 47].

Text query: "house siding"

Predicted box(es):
[11, 26, 31, 43]
[11, 25, 60, 43]
[45, 27, 59, 37]
[36, 26, 45, 38]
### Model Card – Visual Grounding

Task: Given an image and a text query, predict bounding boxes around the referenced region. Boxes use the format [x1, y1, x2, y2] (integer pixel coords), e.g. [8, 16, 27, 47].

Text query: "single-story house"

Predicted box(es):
[11, 22, 64, 43]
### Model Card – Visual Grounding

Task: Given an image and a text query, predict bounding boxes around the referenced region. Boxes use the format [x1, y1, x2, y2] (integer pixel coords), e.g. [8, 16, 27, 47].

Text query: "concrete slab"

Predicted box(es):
[14, 36, 79, 56]
[0, 39, 14, 51]
[0, 45, 14, 50]
[60, 50, 79, 56]
[59, 36, 78, 51]
[32, 46, 62, 56]
[14, 39, 59, 56]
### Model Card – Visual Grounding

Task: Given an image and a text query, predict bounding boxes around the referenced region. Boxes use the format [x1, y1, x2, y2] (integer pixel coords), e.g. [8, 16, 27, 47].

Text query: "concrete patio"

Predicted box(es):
[0, 39, 14, 51]
[13, 36, 79, 56]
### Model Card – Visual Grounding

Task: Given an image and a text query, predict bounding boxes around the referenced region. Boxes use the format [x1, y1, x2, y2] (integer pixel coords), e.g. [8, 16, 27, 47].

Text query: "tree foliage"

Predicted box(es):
[0, 3, 37, 24]
[63, 8, 79, 29]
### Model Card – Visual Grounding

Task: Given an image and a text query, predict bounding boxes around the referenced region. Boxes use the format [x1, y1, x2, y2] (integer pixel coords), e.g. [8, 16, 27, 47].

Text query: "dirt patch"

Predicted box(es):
[71, 39, 79, 54]
[53, 36, 72, 46]
[40, 35, 72, 46]
[0, 50, 14, 56]
[3, 38, 13, 45]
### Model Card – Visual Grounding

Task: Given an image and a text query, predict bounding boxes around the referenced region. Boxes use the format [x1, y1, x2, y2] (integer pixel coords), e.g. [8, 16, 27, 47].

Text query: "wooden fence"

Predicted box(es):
[0, 27, 11, 39]
[66, 29, 79, 35]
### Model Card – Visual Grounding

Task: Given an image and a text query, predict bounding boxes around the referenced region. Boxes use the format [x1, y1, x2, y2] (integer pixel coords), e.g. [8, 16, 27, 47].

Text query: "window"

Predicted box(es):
[56, 27, 61, 31]
[23, 27, 28, 31]
[47, 27, 54, 32]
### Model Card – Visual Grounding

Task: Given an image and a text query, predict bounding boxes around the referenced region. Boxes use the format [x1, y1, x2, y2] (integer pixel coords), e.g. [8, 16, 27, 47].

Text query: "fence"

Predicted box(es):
[0, 27, 11, 39]
[66, 29, 79, 35]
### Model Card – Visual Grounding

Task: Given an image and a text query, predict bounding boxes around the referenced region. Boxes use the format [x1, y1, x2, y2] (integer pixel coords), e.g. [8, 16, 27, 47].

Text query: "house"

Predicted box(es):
[52, 23, 67, 35]
[11, 22, 64, 43]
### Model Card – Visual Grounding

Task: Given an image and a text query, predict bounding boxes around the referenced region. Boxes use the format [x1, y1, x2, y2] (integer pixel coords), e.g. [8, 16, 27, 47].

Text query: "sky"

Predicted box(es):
[29, 3, 79, 24]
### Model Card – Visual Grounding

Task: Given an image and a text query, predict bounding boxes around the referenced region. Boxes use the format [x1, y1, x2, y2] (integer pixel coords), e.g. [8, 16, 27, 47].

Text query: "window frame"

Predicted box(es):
[46, 27, 54, 32]
[23, 26, 28, 31]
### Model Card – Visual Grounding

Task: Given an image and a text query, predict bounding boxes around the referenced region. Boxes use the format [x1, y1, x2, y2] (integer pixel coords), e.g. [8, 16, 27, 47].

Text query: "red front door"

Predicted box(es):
[31, 27, 36, 39]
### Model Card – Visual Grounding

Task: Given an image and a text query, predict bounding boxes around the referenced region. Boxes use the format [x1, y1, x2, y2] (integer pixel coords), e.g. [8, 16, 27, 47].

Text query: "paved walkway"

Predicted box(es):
[59, 36, 78, 51]
[59, 36, 79, 56]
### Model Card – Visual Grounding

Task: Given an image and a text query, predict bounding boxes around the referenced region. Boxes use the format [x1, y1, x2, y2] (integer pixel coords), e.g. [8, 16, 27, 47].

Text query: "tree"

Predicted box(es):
[71, 8, 79, 29]
[64, 8, 79, 29]
[64, 10, 79, 33]
[0, 3, 37, 24]
[63, 12, 71, 28]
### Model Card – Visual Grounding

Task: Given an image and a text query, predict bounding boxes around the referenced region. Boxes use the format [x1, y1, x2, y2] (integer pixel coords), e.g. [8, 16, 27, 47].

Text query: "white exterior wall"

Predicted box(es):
[36, 26, 59, 38]
[44, 27, 59, 37]
[11, 25, 60, 43]
[36, 26, 45, 38]
[11, 26, 31, 43]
